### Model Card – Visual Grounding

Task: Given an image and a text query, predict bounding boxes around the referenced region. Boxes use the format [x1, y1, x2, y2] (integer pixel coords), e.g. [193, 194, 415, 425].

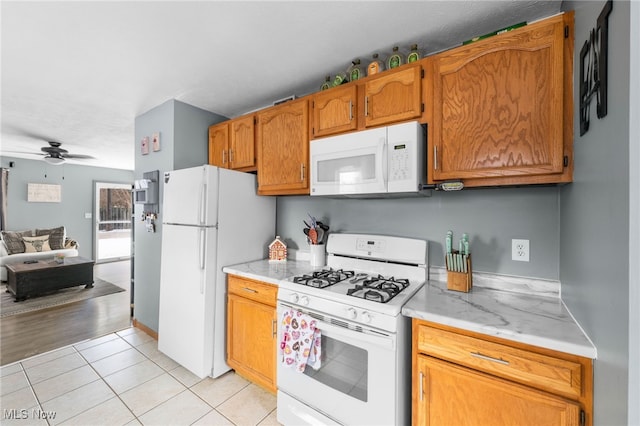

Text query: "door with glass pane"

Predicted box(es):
[94, 182, 132, 262]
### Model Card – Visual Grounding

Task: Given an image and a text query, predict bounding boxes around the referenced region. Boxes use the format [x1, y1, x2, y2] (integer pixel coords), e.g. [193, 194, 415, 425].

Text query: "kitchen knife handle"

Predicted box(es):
[419, 371, 425, 401]
[470, 352, 510, 365]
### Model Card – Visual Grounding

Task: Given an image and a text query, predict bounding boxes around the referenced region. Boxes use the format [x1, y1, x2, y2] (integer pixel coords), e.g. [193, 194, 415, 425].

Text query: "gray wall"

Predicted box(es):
[133, 99, 226, 332]
[560, 1, 631, 425]
[277, 187, 561, 280]
[0, 156, 133, 258]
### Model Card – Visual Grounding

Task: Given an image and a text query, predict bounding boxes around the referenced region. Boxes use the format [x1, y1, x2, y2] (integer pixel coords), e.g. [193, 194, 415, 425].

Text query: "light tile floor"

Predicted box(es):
[0, 328, 279, 426]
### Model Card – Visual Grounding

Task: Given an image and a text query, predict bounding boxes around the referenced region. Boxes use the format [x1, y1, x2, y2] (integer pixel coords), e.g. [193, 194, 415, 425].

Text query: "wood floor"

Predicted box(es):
[0, 260, 132, 366]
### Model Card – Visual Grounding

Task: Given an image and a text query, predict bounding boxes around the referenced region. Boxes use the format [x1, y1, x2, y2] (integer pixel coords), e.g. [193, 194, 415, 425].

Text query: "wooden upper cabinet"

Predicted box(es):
[208, 115, 257, 171]
[311, 84, 357, 138]
[364, 63, 423, 128]
[429, 13, 573, 186]
[256, 98, 309, 195]
[230, 114, 256, 170]
[208, 122, 229, 168]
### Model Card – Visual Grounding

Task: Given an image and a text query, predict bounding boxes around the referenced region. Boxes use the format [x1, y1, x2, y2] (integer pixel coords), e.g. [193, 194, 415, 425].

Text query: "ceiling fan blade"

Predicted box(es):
[62, 153, 95, 159]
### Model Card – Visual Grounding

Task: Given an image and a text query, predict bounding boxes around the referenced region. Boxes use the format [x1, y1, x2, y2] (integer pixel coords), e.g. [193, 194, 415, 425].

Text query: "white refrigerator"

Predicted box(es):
[158, 164, 276, 378]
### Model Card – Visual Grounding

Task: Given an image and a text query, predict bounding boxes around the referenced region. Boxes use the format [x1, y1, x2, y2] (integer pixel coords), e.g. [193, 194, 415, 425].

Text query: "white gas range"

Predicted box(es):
[277, 233, 428, 426]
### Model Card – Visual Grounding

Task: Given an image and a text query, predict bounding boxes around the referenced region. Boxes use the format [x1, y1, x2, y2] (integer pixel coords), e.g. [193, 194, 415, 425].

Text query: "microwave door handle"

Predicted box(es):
[380, 137, 388, 184]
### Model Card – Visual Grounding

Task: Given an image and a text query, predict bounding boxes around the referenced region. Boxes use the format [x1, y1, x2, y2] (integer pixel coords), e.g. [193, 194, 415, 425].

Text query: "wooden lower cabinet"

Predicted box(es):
[226, 275, 277, 393]
[412, 320, 592, 426]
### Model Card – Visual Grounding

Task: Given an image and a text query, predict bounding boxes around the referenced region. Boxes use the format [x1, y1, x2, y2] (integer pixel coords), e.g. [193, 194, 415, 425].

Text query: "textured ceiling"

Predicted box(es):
[1, 1, 561, 170]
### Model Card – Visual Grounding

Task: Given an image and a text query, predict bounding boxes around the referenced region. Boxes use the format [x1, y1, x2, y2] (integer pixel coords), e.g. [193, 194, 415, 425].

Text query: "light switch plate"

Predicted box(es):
[512, 239, 530, 262]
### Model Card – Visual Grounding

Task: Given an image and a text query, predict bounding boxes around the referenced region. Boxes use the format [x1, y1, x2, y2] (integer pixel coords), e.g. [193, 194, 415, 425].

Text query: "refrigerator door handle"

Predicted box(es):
[199, 228, 206, 294]
[199, 183, 207, 226]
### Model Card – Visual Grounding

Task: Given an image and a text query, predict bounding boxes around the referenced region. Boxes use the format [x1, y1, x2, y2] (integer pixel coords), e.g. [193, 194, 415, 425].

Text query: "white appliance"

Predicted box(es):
[158, 165, 275, 379]
[277, 233, 428, 426]
[310, 120, 427, 197]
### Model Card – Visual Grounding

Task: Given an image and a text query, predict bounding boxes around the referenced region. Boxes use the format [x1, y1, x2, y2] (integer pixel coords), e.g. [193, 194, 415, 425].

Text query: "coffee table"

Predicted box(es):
[5, 257, 95, 302]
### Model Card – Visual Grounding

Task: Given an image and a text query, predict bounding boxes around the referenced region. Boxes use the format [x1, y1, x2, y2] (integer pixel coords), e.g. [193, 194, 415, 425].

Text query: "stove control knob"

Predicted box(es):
[361, 311, 372, 323]
[300, 296, 310, 306]
[290, 294, 299, 303]
[347, 308, 357, 320]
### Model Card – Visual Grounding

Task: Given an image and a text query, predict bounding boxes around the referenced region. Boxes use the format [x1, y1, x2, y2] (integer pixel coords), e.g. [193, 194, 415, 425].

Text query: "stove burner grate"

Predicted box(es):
[347, 275, 410, 303]
[292, 268, 355, 288]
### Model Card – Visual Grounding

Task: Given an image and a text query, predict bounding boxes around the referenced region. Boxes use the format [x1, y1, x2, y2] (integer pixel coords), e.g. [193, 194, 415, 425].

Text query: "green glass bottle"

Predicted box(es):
[320, 75, 331, 91]
[347, 59, 364, 82]
[386, 46, 404, 69]
[407, 44, 421, 63]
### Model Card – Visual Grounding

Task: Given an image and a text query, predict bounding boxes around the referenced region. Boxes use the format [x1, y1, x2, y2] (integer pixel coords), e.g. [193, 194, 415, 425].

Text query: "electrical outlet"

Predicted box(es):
[511, 239, 530, 262]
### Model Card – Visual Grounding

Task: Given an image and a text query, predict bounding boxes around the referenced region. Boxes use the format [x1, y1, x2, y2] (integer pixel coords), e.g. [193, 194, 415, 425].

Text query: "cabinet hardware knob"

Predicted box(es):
[419, 371, 425, 401]
[349, 100, 353, 121]
[242, 287, 258, 293]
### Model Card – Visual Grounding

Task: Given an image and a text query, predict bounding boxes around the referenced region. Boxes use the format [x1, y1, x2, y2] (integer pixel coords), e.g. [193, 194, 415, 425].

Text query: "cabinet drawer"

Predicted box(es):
[228, 275, 277, 306]
[416, 324, 582, 398]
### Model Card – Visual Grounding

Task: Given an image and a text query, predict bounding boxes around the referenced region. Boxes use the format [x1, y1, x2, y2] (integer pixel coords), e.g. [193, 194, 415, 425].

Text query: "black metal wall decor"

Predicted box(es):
[580, 0, 612, 136]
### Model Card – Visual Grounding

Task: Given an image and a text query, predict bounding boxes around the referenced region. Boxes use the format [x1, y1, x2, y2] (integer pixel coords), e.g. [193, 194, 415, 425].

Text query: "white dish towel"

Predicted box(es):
[280, 308, 322, 372]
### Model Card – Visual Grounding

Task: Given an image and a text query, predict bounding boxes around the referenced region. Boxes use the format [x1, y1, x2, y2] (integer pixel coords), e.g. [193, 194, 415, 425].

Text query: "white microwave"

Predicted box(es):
[310, 121, 427, 197]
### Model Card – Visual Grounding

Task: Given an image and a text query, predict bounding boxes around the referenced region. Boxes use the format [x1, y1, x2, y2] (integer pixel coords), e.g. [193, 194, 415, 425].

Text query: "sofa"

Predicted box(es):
[1, 227, 79, 281]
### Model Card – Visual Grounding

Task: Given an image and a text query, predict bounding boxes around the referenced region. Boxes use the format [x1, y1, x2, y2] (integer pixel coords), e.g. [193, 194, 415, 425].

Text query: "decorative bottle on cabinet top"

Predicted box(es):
[386, 46, 404, 69]
[407, 44, 421, 63]
[347, 59, 364, 82]
[367, 53, 385, 76]
[332, 70, 348, 87]
[320, 75, 331, 91]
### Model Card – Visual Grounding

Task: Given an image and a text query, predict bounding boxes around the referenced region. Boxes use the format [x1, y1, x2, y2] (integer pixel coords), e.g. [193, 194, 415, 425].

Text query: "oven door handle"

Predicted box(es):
[314, 319, 396, 350]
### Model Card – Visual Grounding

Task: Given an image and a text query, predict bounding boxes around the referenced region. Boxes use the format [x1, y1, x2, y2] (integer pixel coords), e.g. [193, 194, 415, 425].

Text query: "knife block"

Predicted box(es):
[446, 253, 472, 293]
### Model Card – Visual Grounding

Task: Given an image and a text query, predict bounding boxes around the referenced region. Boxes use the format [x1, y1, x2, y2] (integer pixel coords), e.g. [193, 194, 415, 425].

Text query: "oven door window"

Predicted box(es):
[303, 334, 367, 402]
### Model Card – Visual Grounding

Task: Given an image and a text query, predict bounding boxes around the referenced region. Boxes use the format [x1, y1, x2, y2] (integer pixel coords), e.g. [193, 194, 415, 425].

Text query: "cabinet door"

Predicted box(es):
[415, 356, 581, 426]
[227, 293, 277, 392]
[208, 122, 229, 168]
[431, 16, 565, 182]
[230, 114, 256, 170]
[364, 64, 423, 127]
[311, 85, 357, 138]
[256, 98, 309, 195]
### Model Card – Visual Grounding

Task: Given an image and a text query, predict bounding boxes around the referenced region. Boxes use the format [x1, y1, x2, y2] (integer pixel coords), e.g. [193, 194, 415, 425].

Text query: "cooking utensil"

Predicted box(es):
[308, 228, 318, 245]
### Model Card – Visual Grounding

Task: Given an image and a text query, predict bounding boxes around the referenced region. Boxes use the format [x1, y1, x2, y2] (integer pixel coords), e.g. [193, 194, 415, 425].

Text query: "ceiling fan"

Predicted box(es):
[39, 141, 95, 165]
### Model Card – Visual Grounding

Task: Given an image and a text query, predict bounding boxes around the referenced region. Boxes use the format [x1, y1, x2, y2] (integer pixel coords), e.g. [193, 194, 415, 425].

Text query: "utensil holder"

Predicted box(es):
[310, 244, 326, 268]
[446, 253, 472, 293]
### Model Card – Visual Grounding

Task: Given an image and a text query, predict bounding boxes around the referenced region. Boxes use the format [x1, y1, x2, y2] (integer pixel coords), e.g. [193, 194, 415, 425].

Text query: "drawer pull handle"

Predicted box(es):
[470, 352, 510, 365]
[419, 371, 425, 401]
[242, 287, 258, 293]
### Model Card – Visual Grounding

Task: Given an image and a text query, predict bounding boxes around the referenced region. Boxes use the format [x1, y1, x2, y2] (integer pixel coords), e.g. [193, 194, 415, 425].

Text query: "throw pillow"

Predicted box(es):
[23, 235, 52, 253]
[35, 226, 65, 250]
[1, 230, 33, 255]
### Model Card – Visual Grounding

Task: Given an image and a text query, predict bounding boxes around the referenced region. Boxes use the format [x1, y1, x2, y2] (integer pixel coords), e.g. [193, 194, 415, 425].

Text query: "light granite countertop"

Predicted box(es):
[222, 259, 315, 286]
[223, 259, 597, 359]
[402, 280, 597, 359]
